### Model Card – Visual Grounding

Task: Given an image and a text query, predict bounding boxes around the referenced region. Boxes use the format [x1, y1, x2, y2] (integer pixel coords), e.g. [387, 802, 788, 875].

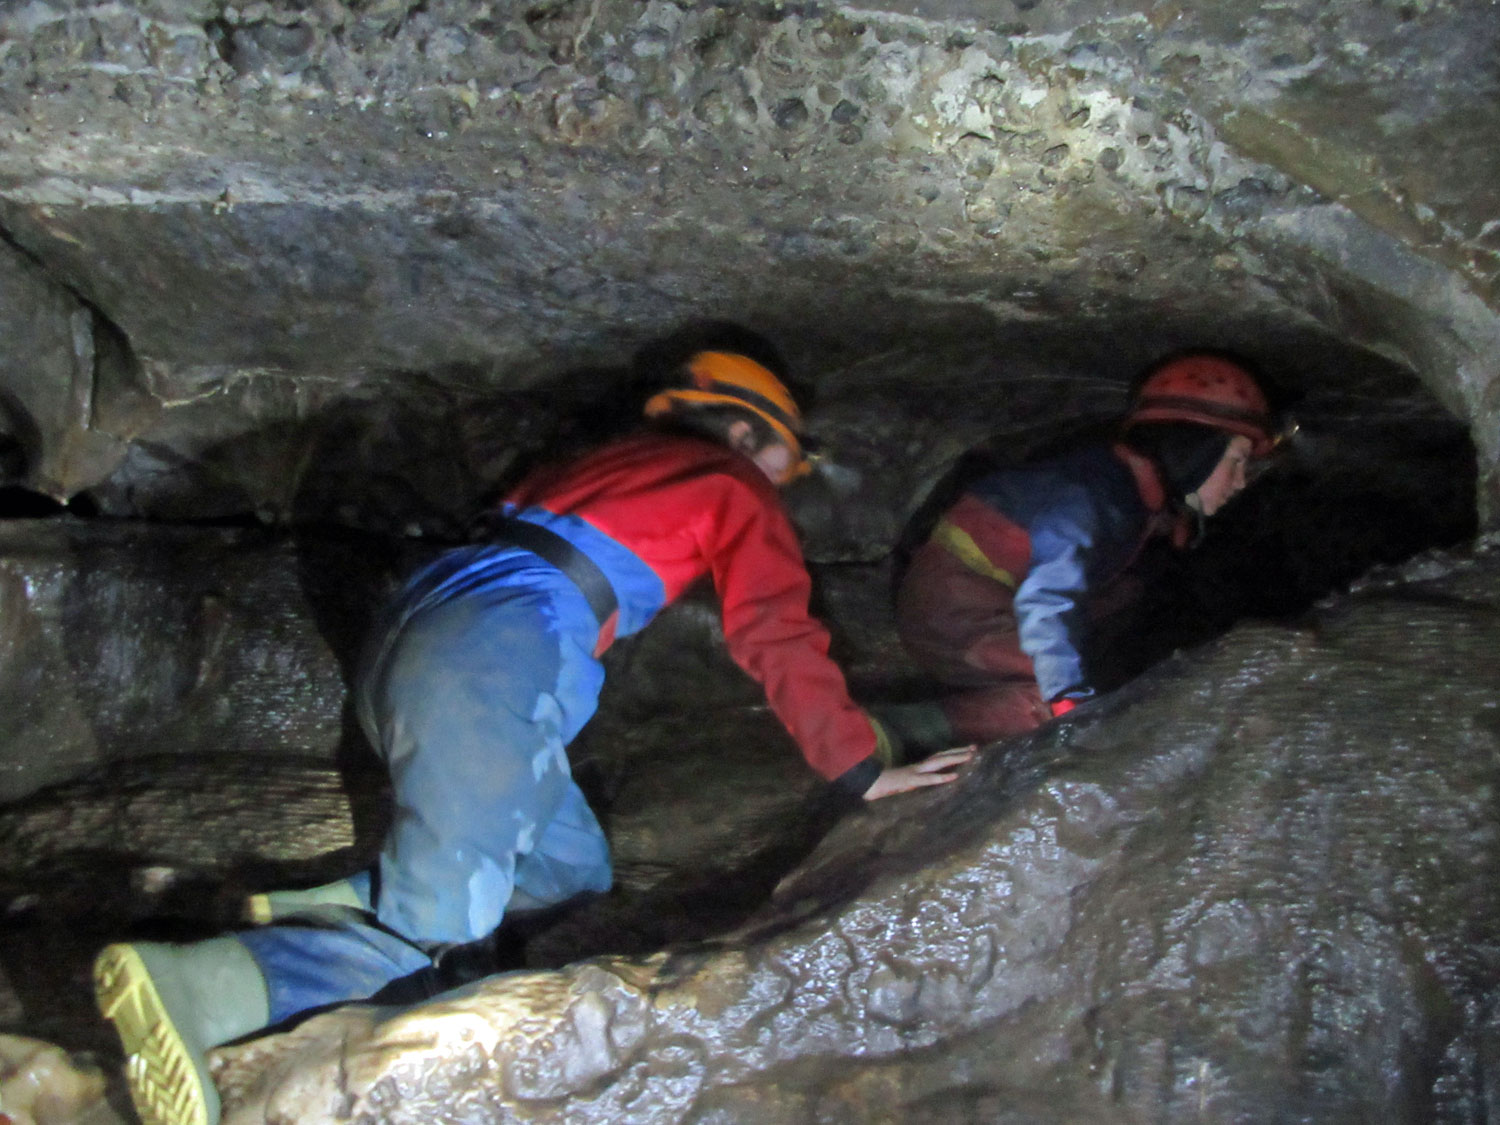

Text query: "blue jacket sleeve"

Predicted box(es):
[1013, 499, 1098, 703]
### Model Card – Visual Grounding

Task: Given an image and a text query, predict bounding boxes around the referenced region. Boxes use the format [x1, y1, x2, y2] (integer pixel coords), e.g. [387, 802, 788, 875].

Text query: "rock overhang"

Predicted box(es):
[0, 0, 1494, 524]
[1, 3, 1500, 1119]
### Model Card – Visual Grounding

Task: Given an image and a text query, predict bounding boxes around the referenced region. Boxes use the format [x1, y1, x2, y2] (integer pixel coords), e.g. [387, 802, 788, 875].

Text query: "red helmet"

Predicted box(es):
[1126, 353, 1275, 455]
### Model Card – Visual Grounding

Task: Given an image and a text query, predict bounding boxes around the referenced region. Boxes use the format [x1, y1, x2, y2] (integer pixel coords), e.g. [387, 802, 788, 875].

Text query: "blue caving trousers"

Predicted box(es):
[237, 547, 614, 1025]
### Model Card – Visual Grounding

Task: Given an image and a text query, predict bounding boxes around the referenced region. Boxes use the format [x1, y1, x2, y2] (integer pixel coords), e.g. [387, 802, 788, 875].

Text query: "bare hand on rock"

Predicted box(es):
[862, 746, 977, 801]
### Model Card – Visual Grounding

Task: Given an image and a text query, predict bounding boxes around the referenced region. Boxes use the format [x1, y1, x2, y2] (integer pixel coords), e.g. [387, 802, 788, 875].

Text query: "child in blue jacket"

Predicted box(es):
[888, 353, 1280, 748]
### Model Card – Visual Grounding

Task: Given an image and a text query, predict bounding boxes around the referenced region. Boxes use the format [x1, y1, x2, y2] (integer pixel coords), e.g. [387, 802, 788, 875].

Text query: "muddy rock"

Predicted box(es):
[0, 1034, 118, 1125]
[0, 0, 1498, 1119]
[206, 542, 1500, 1123]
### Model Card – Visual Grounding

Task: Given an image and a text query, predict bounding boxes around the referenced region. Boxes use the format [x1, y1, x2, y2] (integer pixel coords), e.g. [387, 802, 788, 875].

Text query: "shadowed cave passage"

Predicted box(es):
[1, 0, 1499, 1118]
[0, 309, 1479, 1088]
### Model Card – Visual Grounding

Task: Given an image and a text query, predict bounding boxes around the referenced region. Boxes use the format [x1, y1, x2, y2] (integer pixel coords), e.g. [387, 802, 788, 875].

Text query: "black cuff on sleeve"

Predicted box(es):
[831, 755, 882, 799]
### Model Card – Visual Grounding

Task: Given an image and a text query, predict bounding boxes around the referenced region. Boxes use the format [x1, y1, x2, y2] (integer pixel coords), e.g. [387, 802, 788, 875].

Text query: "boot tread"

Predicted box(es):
[94, 943, 214, 1125]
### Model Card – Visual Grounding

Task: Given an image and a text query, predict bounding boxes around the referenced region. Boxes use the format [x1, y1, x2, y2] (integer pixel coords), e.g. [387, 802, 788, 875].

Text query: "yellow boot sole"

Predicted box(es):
[93, 943, 217, 1125]
[242, 893, 274, 926]
[242, 877, 367, 925]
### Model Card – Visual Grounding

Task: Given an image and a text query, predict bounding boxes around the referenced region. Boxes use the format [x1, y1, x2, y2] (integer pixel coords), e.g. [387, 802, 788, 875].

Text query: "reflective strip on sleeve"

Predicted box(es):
[932, 520, 1019, 589]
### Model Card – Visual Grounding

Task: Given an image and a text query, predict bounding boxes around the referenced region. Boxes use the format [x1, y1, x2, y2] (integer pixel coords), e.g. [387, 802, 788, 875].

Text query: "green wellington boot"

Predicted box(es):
[243, 875, 368, 925]
[94, 936, 270, 1125]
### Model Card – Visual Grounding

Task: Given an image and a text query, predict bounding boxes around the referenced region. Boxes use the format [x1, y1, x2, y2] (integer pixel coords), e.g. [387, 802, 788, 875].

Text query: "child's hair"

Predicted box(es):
[1121, 421, 1232, 498]
[655, 401, 780, 451]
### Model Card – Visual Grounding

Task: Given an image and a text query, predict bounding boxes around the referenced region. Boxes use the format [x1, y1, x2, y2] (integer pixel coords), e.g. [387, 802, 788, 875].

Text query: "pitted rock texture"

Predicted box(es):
[210, 540, 1500, 1123]
[0, 1, 1496, 520]
[0, 2, 1496, 1117]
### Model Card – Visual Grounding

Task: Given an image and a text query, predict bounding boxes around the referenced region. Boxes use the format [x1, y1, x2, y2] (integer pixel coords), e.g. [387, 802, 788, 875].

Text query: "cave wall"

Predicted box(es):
[0, 236, 140, 498]
[0, 520, 360, 802]
[5, 515, 1497, 1123]
[2, 3, 1500, 1120]
[0, 0, 1495, 526]
[203, 539, 1500, 1124]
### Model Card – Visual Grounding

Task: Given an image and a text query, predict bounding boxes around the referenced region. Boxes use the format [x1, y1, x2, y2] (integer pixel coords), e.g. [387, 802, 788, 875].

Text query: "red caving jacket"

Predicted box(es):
[506, 430, 881, 790]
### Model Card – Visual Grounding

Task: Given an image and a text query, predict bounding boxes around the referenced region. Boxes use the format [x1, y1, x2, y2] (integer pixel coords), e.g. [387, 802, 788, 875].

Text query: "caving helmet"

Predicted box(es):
[644, 350, 814, 481]
[1125, 353, 1277, 456]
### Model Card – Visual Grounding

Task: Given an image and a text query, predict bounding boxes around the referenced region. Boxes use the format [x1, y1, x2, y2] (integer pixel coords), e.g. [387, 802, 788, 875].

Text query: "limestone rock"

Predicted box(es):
[0, 1, 1496, 517]
[0, 1033, 118, 1125]
[0, 239, 147, 499]
[209, 543, 1500, 1122]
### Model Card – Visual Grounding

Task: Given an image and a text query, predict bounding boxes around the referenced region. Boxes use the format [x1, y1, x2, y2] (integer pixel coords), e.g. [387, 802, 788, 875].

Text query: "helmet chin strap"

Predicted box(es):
[1180, 492, 1208, 548]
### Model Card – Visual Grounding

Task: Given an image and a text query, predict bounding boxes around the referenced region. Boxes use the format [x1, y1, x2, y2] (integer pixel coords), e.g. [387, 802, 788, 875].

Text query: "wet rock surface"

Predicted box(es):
[0, 1, 1496, 518]
[0, 517, 1494, 1120]
[0, 0, 1498, 1120]
[0, 1032, 119, 1124]
[197, 539, 1500, 1124]
[0, 520, 377, 802]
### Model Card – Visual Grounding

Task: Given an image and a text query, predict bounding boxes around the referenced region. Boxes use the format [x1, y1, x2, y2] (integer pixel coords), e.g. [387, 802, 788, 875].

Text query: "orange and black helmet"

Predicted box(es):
[1126, 353, 1276, 455]
[645, 351, 813, 479]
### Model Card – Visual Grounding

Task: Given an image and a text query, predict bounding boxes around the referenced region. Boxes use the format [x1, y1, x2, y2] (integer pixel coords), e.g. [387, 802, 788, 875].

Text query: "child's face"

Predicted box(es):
[725, 417, 801, 485]
[1191, 434, 1253, 515]
[750, 439, 797, 486]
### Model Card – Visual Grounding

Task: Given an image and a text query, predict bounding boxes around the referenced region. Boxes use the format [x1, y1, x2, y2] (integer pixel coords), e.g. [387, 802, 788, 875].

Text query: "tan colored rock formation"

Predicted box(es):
[206, 541, 1500, 1123]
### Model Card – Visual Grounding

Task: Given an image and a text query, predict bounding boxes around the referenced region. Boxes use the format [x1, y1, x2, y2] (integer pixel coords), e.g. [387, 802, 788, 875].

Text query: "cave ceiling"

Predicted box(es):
[0, 0, 1494, 525]
[3, 3, 1500, 1122]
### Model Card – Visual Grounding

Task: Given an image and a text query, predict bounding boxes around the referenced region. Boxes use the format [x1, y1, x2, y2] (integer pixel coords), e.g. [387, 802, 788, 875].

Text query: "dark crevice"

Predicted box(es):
[0, 487, 67, 518]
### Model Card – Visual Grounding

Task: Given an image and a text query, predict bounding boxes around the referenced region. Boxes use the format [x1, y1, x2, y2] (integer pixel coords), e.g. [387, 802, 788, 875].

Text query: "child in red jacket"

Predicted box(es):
[94, 349, 973, 1125]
